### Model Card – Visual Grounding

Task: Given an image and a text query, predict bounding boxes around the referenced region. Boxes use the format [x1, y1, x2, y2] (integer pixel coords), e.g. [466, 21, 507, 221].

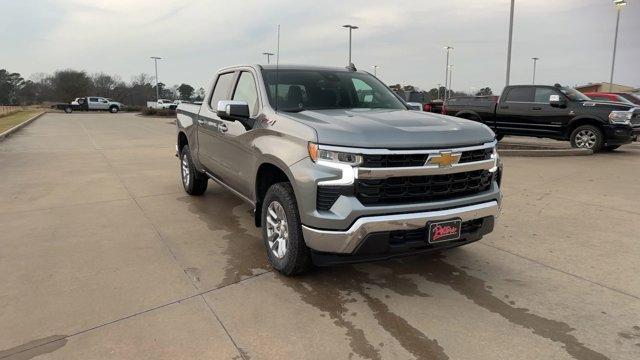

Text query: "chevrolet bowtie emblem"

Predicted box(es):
[426, 151, 461, 167]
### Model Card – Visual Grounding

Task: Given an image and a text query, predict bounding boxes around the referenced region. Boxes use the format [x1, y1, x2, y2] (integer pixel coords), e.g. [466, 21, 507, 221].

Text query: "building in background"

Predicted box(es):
[575, 82, 635, 93]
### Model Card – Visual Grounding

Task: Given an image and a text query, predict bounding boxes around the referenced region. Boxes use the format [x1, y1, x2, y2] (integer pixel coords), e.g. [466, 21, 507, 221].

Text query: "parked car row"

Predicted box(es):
[441, 85, 639, 152]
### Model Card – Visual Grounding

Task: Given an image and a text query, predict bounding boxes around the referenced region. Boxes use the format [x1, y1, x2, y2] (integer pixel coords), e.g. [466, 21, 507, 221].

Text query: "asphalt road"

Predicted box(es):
[1, 112, 639, 360]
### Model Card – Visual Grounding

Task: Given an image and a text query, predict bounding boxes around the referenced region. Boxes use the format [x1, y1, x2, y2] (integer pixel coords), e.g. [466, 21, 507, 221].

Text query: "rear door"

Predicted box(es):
[495, 86, 535, 135]
[196, 71, 237, 179]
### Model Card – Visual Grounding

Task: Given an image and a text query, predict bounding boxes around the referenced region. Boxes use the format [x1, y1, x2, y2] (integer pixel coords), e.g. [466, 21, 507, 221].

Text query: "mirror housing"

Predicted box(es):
[406, 102, 423, 111]
[216, 100, 254, 129]
[549, 94, 565, 108]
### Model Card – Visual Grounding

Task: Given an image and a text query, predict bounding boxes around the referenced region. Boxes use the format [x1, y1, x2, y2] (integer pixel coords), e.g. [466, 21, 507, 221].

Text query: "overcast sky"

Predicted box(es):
[2, 0, 639, 94]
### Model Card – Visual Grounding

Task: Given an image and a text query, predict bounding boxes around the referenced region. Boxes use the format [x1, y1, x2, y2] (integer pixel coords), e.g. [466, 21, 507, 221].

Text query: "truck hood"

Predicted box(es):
[582, 101, 634, 111]
[281, 108, 495, 149]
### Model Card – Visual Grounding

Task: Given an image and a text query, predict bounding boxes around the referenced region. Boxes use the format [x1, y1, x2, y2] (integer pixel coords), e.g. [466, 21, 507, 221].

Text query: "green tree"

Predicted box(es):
[50, 69, 93, 102]
[0, 69, 25, 104]
[177, 83, 195, 100]
[475, 87, 493, 96]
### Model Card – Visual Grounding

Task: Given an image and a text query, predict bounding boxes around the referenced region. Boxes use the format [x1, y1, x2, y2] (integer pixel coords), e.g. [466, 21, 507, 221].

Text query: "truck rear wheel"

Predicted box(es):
[570, 125, 603, 152]
[261, 182, 311, 275]
[64, 107, 72, 114]
[180, 145, 208, 195]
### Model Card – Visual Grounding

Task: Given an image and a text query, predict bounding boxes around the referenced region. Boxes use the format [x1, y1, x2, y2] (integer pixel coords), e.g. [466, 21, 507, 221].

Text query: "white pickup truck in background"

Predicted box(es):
[146, 99, 177, 109]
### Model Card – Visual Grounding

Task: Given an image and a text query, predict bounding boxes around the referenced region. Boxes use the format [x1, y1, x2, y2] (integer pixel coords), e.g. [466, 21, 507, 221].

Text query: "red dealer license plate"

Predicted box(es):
[427, 219, 462, 243]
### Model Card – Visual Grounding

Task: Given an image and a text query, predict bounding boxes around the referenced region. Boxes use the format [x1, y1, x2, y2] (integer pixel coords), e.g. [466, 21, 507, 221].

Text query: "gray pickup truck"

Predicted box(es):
[176, 64, 503, 275]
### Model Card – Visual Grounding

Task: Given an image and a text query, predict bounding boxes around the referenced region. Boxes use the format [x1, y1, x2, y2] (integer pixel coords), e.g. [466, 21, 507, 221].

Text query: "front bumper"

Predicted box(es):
[604, 124, 640, 145]
[301, 200, 499, 254]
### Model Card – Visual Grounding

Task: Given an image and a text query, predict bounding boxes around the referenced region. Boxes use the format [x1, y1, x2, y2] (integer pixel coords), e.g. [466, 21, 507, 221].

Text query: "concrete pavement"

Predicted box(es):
[1, 112, 639, 359]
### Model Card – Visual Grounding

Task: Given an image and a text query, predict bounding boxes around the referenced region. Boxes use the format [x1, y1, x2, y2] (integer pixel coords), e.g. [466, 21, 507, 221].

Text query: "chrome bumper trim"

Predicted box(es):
[318, 140, 497, 155]
[358, 159, 495, 179]
[302, 201, 499, 253]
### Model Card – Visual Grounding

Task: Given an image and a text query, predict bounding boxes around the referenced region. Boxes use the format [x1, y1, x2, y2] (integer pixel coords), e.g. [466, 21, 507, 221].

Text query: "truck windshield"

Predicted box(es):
[261, 69, 406, 111]
[559, 87, 591, 102]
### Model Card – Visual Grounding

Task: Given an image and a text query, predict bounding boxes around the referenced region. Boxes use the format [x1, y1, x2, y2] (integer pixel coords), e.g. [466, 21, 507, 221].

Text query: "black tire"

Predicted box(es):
[180, 145, 208, 195]
[109, 106, 119, 113]
[64, 106, 72, 114]
[603, 145, 620, 151]
[570, 125, 603, 152]
[261, 182, 311, 275]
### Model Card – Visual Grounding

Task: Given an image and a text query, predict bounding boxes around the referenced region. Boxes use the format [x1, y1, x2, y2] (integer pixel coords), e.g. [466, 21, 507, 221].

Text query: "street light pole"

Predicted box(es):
[444, 46, 453, 100]
[609, 0, 626, 92]
[262, 52, 275, 64]
[150, 56, 162, 103]
[371, 65, 380, 76]
[437, 83, 441, 100]
[505, 0, 515, 86]
[532, 57, 539, 84]
[342, 25, 359, 65]
[448, 65, 453, 99]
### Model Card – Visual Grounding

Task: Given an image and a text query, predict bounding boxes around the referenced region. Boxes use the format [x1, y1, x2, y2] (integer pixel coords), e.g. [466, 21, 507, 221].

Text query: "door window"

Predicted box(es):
[504, 87, 534, 102]
[232, 72, 259, 116]
[534, 88, 558, 103]
[209, 72, 235, 109]
[89, 97, 99, 102]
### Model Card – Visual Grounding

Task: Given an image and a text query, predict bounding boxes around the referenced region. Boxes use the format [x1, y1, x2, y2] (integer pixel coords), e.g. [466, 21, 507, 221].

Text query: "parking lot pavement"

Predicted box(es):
[1, 112, 639, 360]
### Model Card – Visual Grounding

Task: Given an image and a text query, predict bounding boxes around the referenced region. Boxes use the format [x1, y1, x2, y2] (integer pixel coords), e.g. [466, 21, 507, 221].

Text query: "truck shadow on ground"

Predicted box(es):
[182, 185, 608, 360]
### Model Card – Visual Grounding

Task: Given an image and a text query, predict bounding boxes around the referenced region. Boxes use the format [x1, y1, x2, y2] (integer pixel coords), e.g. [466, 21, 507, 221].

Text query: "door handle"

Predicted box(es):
[197, 119, 205, 125]
[532, 107, 542, 110]
[218, 123, 228, 132]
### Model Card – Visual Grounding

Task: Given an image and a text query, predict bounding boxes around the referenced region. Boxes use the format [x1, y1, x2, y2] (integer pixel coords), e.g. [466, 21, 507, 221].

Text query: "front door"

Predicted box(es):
[528, 87, 571, 137]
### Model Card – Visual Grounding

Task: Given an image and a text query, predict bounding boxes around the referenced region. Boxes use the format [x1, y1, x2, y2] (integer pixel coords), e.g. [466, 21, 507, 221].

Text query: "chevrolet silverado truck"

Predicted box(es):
[444, 85, 640, 151]
[176, 64, 502, 275]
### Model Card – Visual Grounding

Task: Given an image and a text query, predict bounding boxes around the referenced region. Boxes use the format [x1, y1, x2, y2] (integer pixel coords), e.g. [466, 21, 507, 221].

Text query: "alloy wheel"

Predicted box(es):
[181, 154, 190, 187]
[265, 201, 288, 259]
[574, 129, 597, 149]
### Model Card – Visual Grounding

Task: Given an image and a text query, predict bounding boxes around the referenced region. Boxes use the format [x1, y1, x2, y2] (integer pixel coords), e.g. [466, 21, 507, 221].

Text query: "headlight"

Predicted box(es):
[308, 143, 362, 166]
[489, 146, 499, 173]
[609, 111, 632, 125]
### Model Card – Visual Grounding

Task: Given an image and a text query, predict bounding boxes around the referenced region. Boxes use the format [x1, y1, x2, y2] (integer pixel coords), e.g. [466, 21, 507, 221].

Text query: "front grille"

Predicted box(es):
[361, 148, 492, 168]
[356, 170, 492, 206]
[316, 186, 353, 211]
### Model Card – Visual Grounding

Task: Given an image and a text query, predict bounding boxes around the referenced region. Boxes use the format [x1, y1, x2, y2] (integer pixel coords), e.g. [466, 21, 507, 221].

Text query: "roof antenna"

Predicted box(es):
[275, 24, 281, 112]
[346, 62, 357, 71]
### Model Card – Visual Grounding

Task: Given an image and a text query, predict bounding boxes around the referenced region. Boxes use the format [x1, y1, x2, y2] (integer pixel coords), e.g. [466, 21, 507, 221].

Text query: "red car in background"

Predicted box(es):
[583, 92, 637, 106]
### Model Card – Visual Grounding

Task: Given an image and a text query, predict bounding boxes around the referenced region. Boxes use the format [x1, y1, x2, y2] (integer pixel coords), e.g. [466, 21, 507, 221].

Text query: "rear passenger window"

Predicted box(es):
[505, 87, 534, 102]
[210, 72, 235, 109]
[534, 88, 558, 103]
[89, 97, 99, 102]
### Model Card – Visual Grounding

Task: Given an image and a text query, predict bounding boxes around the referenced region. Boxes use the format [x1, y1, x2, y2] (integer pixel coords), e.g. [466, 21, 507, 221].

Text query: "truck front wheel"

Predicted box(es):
[109, 106, 119, 113]
[261, 183, 311, 275]
[570, 125, 603, 151]
[180, 145, 208, 195]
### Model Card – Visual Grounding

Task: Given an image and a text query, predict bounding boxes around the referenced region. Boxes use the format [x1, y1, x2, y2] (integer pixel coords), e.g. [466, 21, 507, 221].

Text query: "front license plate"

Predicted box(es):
[427, 219, 462, 243]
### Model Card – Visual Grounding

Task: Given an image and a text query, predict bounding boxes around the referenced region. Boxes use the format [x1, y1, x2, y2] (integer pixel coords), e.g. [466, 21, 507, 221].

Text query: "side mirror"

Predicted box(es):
[216, 100, 254, 130]
[406, 102, 423, 111]
[549, 94, 565, 108]
[217, 100, 250, 119]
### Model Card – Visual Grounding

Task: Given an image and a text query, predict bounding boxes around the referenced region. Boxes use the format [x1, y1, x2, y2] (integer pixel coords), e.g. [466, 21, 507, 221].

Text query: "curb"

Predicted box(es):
[498, 148, 593, 157]
[0, 111, 46, 141]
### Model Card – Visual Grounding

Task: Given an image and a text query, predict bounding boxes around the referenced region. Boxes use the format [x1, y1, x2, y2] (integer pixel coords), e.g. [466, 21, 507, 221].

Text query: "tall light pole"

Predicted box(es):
[437, 83, 441, 100]
[342, 25, 359, 65]
[444, 46, 453, 100]
[505, 0, 515, 86]
[150, 56, 162, 103]
[448, 64, 454, 99]
[609, 0, 627, 91]
[262, 52, 274, 64]
[371, 65, 380, 76]
[531, 57, 539, 84]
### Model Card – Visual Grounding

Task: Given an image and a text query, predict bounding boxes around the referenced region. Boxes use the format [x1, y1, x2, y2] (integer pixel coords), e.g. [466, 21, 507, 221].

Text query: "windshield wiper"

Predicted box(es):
[279, 107, 306, 113]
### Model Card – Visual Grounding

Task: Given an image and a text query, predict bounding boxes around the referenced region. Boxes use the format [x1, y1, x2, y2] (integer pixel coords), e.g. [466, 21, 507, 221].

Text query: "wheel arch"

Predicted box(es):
[254, 160, 295, 228]
[566, 116, 606, 138]
[177, 131, 189, 152]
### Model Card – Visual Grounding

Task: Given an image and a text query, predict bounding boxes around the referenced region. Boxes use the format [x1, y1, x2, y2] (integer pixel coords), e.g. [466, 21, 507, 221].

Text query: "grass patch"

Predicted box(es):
[0, 110, 43, 134]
